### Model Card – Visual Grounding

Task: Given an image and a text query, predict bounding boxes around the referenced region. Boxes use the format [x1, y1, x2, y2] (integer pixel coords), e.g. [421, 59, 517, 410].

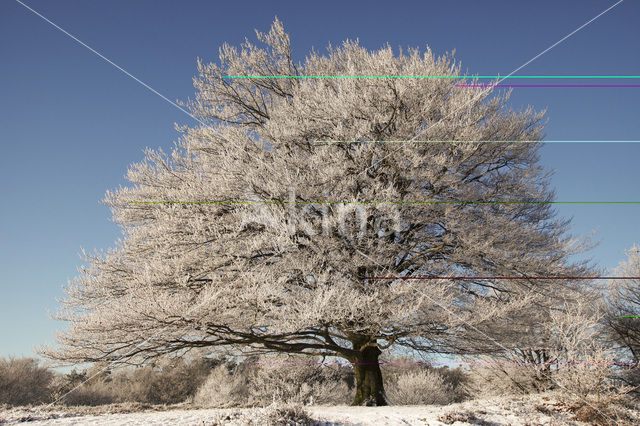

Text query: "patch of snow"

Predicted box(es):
[0, 394, 610, 425]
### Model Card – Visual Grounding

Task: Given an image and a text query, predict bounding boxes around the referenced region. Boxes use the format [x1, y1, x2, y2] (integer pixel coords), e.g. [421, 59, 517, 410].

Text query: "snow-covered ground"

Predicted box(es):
[1, 394, 634, 425]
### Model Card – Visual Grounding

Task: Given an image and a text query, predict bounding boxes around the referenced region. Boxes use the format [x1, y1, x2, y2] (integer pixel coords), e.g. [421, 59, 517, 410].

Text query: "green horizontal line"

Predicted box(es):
[223, 75, 640, 79]
[308, 140, 640, 144]
[617, 315, 640, 318]
[130, 201, 640, 205]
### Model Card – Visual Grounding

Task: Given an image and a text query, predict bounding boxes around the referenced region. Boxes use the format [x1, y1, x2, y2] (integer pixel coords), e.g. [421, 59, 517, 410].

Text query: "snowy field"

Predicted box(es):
[1, 394, 621, 425]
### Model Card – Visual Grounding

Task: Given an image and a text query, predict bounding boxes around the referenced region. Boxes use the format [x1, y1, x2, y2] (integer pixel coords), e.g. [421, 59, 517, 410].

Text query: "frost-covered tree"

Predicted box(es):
[44, 18, 593, 405]
[605, 245, 640, 390]
[606, 245, 640, 359]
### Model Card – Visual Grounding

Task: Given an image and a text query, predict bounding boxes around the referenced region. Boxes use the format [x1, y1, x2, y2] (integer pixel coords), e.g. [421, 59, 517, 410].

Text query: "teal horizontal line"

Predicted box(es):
[130, 201, 640, 205]
[223, 75, 640, 79]
[308, 140, 640, 144]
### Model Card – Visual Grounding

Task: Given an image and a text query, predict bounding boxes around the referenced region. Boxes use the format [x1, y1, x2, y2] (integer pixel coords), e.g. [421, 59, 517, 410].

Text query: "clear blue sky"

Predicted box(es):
[1, 0, 638, 360]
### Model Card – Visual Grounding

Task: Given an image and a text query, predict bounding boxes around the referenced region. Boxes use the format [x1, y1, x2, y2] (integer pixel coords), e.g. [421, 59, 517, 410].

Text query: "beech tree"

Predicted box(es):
[44, 18, 593, 405]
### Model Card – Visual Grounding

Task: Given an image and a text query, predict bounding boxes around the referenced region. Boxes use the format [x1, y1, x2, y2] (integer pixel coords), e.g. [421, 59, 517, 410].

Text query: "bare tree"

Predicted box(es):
[605, 245, 640, 392]
[42, 18, 593, 405]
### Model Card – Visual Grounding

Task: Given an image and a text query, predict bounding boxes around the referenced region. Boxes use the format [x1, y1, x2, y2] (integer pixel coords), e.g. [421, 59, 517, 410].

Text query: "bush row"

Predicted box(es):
[2, 352, 635, 408]
[1, 354, 471, 407]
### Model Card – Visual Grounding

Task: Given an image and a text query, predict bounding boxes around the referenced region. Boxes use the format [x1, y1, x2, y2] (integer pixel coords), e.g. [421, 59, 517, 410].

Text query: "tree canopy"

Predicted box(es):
[44, 18, 593, 405]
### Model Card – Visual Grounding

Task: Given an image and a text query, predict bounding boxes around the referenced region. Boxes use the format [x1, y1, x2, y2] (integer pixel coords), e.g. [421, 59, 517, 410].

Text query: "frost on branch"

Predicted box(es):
[605, 245, 640, 393]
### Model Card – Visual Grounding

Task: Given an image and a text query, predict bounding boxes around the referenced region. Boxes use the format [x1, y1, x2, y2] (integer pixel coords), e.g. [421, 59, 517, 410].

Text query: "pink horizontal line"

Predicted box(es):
[457, 84, 640, 88]
[366, 276, 639, 280]
[246, 362, 640, 366]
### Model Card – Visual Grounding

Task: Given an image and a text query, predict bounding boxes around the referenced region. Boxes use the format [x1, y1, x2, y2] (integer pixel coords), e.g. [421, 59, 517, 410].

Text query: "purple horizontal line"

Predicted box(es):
[366, 276, 639, 280]
[246, 362, 640, 366]
[457, 84, 640, 88]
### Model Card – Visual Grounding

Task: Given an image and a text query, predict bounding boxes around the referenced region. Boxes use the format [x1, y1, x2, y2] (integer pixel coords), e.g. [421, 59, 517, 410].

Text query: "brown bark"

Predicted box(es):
[350, 337, 387, 406]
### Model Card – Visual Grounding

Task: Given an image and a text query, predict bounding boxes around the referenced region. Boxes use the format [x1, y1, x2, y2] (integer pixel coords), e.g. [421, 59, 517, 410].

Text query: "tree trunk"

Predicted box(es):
[351, 343, 387, 406]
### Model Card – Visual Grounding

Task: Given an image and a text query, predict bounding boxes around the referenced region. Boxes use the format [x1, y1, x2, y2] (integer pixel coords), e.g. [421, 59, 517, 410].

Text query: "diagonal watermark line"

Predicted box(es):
[14, 0, 291, 196]
[13, 0, 278, 192]
[507, 0, 624, 79]
[14, 0, 204, 127]
[358, 0, 625, 177]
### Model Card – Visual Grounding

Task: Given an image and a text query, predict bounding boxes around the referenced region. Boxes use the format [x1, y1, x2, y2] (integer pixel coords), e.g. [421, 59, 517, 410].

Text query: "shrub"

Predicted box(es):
[249, 403, 316, 425]
[195, 355, 352, 407]
[385, 369, 457, 405]
[465, 301, 627, 404]
[194, 363, 250, 407]
[0, 357, 54, 405]
[546, 302, 630, 406]
[52, 357, 215, 406]
[618, 367, 640, 397]
[209, 403, 316, 425]
[380, 355, 469, 404]
[51, 367, 116, 406]
[246, 357, 352, 406]
[464, 362, 555, 397]
[603, 244, 640, 395]
[122, 358, 212, 404]
[53, 383, 117, 406]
